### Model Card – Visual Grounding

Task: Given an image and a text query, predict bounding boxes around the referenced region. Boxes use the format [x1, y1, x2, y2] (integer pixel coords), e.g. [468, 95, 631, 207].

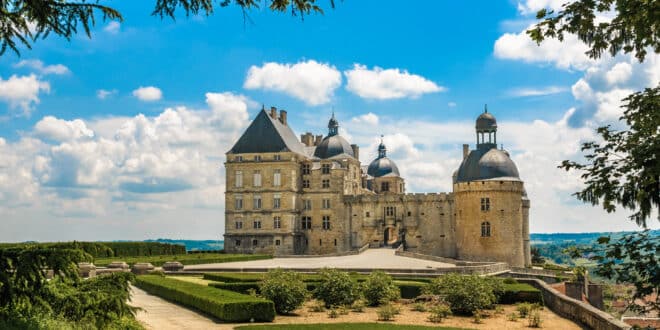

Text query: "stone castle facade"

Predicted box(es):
[224, 106, 531, 267]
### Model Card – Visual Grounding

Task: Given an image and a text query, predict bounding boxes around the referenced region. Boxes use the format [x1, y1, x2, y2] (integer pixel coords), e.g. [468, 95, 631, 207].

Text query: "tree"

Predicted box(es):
[0, 0, 336, 56]
[528, 0, 659, 315]
[361, 270, 400, 306]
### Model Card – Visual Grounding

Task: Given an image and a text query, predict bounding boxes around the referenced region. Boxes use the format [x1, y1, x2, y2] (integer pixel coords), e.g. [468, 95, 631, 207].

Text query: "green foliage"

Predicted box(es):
[96, 253, 271, 267]
[361, 271, 400, 306]
[499, 283, 543, 304]
[0, 241, 186, 258]
[427, 303, 452, 323]
[135, 275, 275, 322]
[327, 308, 340, 318]
[516, 302, 538, 318]
[209, 282, 261, 294]
[203, 272, 264, 283]
[350, 299, 366, 312]
[507, 312, 518, 321]
[502, 277, 518, 284]
[528, 310, 543, 328]
[528, 0, 659, 62]
[423, 274, 499, 315]
[394, 280, 425, 299]
[411, 302, 427, 312]
[314, 269, 360, 308]
[308, 300, 326, 312]
[531, 246, 544, 264]
[376, 304, 397, 321]
[259, 269, 307, 314]
[1, 0, 336, 56]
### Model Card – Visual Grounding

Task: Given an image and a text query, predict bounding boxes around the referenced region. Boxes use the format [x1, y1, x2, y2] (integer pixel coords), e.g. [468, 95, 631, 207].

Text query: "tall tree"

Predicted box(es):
[528, 0, 659, 314]
[0, 0, 336, 55]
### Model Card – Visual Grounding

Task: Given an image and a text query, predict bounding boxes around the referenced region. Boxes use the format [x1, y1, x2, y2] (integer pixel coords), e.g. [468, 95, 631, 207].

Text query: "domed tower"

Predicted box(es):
[367, 138, 405, 194]
[314, 113, 355, 159]
[453, 106, 531, 267]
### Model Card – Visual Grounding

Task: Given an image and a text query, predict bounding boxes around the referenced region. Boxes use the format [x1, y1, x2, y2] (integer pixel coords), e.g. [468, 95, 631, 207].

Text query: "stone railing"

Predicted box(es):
[510, 266, 572, 277]
[395, 250, 510, 275]
[518, 278, 630, 330]
[277, 245, 370, 258]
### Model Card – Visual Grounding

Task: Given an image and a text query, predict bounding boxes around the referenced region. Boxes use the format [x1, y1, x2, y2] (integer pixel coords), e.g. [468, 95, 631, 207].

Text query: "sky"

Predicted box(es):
[0, 1, 657, 242]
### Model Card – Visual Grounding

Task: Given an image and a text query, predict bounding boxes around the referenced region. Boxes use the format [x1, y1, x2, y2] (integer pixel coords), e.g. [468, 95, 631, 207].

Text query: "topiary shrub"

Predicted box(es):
[314, 268, 360, 308]
[362, 271, 400, 306]
[259, 269, 307, 314]
[423, 274, 499, 315]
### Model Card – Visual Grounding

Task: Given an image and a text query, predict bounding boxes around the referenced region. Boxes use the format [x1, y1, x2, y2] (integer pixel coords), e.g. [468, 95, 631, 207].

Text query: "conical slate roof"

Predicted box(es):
[228, 109, 306, 155]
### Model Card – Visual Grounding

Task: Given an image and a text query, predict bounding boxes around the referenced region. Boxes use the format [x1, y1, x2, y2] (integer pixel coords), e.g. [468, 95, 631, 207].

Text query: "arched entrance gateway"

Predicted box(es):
[383, 226, 398, 246]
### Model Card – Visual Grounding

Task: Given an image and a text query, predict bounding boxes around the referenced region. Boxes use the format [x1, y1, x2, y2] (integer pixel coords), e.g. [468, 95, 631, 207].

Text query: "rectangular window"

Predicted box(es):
[385, 206, 396, 217]
[321, 164, 331, 174]
[253, 219, 262, 229]
[366, 211, 370, 217]
[322, 215, 331, 230]
[275, 239, 281, 246]
[274, 154, 281, 161]
[381, 182, 390, 192]
[319, 239, 322, 246]
[235, 240, 241, 246]
[235, 221, 243, 229]
[252, 239, 258, 246]
[334, 239, 337, 246]
[273, 169, 281, 186]
[481, 198, 490, 211]
[322, 199, 331, 209]
[254, 155, 261, 162]
[235, 155, 243, 162]
[302, 179, 310, 188]
[253, 194, 262, 210]
[301, 216, 312, 230]
[273, 193, 281, 209]
[234, 194, 243, 210]
[301, 164, 310, 175]
[322, 179, 330, 188]
[235, 171, 243, 188]
[274, 216, 281, 229]
[253, 171, 261, 187]
[303, 200, 312, 210]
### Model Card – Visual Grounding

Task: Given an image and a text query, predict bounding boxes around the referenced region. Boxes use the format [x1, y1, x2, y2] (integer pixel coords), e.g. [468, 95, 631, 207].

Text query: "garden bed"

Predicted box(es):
[95, 253, 272, 267]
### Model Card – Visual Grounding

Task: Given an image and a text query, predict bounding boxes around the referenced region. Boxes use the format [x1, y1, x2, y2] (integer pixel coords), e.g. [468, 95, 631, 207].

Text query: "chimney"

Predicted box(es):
[270, 106, 277, 119]
[279, 110, 287, 125]
[301, 132, 314, 146]
[462, 144, 469, 160]
[315, 135, 323, 146]
[351, 144, 360, 160]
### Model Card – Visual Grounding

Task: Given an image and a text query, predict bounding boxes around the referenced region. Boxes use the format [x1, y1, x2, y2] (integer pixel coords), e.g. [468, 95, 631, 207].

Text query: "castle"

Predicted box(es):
[223, 106, 531, 267]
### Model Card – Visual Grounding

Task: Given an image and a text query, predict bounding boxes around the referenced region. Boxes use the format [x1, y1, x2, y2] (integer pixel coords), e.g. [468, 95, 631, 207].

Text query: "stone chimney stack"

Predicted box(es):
[315, 135, 323, 146]
[270, 106, 277, 119]
[351, 144, 360, 160]
[301, 132, 314, 146]
[279, 110, 287, 125]
[463, 144, 469, 160]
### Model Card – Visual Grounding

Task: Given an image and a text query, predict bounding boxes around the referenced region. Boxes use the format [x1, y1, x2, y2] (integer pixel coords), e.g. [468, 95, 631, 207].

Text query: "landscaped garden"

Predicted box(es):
[94, 252, 272, 267]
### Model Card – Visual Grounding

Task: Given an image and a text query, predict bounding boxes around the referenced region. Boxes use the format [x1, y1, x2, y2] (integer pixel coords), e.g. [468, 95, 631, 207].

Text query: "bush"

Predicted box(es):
[503, 277, 518, 284]
[394, 280, 425, 299]
[259, 269, 307, 314]
[507, 312, 518, 321]
[327, 308, 339, 318]
[376, 304, 397, 321]
[528, 310, 543, 327]
[308, 300, 326, 312]
[362, 271, 400, 306]
[135, 275, 275, 322]
[516, 302, 537, 318]
[499, 283, 544, 304]
[314, 269, 360, 308]
[428, 304, 452, 323]
[351, 299, 366, 312]
[412, 302, 427, 312]
[423, 274, 499, 315]
[209, 282, 261, 294]
[203, 273, 263, 283]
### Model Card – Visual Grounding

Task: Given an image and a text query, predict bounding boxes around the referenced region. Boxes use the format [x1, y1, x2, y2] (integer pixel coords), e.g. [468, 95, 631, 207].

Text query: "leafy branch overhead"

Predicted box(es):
[0, 0, 335, 56]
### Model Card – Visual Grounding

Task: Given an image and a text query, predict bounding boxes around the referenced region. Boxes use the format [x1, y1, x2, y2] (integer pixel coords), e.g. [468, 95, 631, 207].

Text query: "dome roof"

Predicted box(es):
[313, 135, 354, 159]
[367, 156, 400, 178]
[476, 110, 497, 131]
[455, 147, 519, 182]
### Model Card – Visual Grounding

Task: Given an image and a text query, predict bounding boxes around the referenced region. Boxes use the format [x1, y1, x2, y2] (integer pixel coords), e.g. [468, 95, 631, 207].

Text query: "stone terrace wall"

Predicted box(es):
[518, 278, 630, 330]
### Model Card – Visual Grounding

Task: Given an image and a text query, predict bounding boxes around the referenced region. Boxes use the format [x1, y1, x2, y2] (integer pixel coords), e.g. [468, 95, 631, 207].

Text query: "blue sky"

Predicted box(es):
[0, 1, 657, 241]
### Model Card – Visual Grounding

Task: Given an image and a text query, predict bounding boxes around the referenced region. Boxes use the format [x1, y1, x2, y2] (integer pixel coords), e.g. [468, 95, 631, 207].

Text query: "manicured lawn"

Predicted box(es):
[94, 253, 272, 266]
[235, 323, 468, 330]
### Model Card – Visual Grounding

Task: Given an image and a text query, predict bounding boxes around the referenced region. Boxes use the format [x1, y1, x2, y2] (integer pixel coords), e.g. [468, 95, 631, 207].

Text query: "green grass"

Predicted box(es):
[235, 324, 468, 329]
[135, 275, 275, 322]
[94, 253, 272, 266]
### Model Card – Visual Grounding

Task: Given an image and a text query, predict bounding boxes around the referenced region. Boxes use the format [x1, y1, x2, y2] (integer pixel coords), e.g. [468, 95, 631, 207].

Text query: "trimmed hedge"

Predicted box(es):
[499, 283, 543, 304]
[0, 241, 185, 258]
[394, 280, 426, 299]
[95, 254, 272, 267]
[209, 282, 261, 294]
[135, 275, 275, 322]
[203, 272, 373, 283]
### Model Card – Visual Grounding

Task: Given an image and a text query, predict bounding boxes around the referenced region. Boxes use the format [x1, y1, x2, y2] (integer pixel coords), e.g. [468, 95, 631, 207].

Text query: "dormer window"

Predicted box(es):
[254, 155, 262, 162]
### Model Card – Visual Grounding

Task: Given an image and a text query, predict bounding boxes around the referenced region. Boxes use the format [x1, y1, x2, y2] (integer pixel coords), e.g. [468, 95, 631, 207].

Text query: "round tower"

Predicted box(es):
[453, 106, 531, 267]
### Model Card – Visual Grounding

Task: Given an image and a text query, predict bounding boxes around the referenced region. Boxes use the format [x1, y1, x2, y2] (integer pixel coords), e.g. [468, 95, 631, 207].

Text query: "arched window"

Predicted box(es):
[481, 221, 491, 237]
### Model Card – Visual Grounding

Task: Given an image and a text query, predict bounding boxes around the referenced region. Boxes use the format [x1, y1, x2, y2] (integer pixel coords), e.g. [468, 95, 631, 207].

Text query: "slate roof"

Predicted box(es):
[313, 134, 355, 159]
[455, 146, 520, 183]
[228, 109, 306, 155]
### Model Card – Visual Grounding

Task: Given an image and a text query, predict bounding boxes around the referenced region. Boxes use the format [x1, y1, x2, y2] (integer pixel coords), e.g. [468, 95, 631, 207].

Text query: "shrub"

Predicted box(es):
[203, 273, 263, 283]
[135, 275, 275, 322]
[328, 308, 339, 318]
[314, 269, 360, 308]
[337, 305, 350, 315]
[362, 271, 400, 306]
[503, 277, 518, 284]
[394, 280, 425, 299]
[351, 299, 366, 312]
[209, 282, 261, 295]
[412, 302, 427, 312]
[376, 304, 397, 321]
[259, 269, 307, 314]
[423, 274, 499, 315]
[499, 283, 544, 304]
[495, 305, 505, 314]
[308, 300, 326, 312]
[528, 310, 543, 327]
[428, 303, 452, 323]
[516, 302, 535, 318]
[472, 310, 483, 324]
[507, 312, 519, 321]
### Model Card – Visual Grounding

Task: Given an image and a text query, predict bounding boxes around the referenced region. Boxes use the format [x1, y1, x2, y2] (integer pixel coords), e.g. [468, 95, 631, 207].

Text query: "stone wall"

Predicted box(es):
[518, 278, 630, 330]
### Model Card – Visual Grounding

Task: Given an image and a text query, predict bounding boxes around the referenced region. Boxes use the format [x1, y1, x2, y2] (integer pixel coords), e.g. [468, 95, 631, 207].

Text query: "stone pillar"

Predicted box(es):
[588, 284, 604, 310]
[162, 261, 184, 272]
[107, 261, 129, 270]
[565, 282, 584, 301]
[78, 262, 96, 278]
[131, 262, 155, 275]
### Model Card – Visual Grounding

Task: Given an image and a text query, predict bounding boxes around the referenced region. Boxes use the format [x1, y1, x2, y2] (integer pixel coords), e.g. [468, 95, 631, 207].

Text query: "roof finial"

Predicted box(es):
[380, 134, 384, 144]
[261, 103, 265, 111]
[484, 104, 488, 113]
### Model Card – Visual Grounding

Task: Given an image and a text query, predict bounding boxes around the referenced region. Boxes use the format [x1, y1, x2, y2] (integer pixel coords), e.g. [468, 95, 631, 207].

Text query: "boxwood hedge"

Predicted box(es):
[135, 275, 275, 322]
[499, 283, 543, 304]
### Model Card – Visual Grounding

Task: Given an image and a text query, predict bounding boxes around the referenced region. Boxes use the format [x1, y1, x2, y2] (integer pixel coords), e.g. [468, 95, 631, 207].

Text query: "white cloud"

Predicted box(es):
[344, 64, 445, 100]
[605, 62, 632, 86]
[34, 116, 95, 142]
[0, 74, 50, 117]
[14, 59, 70, 75]
[104, 21, 121, 34]
[507, 85, 568, 97]
[517, 0, 568, 14]
[351, 112, 379, 126]
[132, 86, 162, 102]
[447, 102, 457, 108]
[244, 60, 341, 106]
[97, 89, 117, 100]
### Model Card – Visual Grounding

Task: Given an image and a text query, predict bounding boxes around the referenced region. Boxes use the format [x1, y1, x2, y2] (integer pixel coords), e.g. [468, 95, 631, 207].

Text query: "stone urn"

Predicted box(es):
[107, 261, 129, 270]
[78, 262, 97, 278]
[131, 262, 155, 275]
[162, 261, 184, 272]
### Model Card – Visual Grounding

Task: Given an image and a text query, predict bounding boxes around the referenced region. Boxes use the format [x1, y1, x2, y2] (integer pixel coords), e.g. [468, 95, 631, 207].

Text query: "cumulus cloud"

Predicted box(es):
[132, 86, 162, 102]
[0, 74, 50, 117]
[97, 89, 117, 100]
[351, 112, 379, 126]
[104, 21, 121, 34]
[14, 59, 71, 75]
[34, 116, 95, 142]
[244, 60, 341, 106]
[344, 64, 445, 100]
[447, 102, 457, 108]
[517, 0, 568, 14]
[507, 86, 568, 97]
